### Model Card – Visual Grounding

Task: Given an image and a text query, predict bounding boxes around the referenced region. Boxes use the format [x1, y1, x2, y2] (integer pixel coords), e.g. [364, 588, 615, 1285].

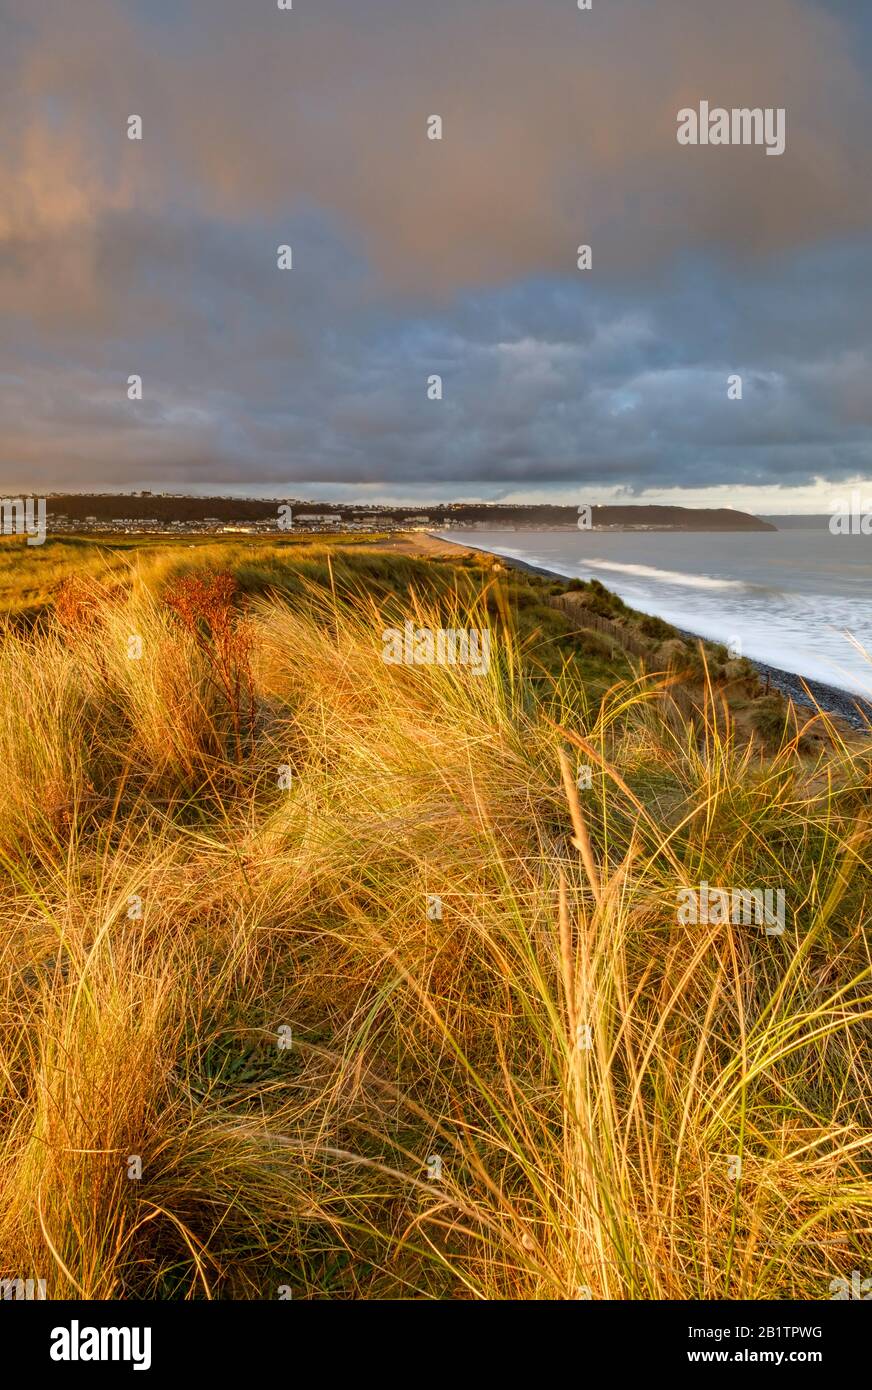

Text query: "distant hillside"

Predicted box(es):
[42, 495, 776, 532]
[45, 494, 284, 523]
[579, 505, 775, 532]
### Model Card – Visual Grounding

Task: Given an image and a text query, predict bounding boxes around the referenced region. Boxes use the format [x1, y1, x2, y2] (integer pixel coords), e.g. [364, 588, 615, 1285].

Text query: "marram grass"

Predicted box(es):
[0, 548, 870, 1299]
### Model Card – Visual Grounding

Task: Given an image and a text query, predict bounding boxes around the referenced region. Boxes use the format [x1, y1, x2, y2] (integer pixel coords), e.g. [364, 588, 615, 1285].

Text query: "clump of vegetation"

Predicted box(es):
[640, 613, 675, 641]
[584, 577, 631, 619]
[164, 572, 255, 762]
[52, 575, 118, 632]
[750, 692, 791, 746]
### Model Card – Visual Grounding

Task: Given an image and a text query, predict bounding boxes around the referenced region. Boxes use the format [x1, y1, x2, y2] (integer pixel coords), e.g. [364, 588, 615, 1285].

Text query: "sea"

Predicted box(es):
[434, 525, 872, 698]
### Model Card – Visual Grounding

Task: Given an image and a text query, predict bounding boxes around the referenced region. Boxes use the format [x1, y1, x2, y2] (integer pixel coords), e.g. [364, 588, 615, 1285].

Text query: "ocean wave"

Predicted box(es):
[581, 559, 746, 591]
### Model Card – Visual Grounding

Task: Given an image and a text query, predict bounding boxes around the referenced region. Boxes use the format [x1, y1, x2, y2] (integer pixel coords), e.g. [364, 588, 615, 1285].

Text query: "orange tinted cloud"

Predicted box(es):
[1, 0, 870, 312]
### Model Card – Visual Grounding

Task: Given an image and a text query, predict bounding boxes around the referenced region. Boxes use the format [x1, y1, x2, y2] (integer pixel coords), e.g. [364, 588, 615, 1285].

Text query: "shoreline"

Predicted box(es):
[404, 532, 871, 730]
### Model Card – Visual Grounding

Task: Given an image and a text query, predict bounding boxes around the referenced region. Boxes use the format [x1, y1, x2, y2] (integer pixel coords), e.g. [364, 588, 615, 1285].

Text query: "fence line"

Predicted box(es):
[548, 593, 727, 730]
[547, 595, 651, 659]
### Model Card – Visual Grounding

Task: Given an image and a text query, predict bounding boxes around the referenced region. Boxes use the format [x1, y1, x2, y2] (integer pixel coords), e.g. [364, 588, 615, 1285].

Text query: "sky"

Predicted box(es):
[1, 0, 871, 509]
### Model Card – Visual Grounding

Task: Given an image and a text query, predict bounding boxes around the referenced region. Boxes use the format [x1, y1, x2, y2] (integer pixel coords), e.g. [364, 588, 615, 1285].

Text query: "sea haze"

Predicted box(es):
[436, 529, 872, 697]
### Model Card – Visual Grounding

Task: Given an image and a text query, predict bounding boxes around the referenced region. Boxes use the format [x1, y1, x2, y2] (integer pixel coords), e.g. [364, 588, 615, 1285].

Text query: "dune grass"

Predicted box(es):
[0, 542, 870, 1299]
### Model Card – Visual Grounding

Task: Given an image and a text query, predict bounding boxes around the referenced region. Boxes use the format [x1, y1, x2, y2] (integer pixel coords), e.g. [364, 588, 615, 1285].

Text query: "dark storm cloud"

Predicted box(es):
[0, 0, 870, 495]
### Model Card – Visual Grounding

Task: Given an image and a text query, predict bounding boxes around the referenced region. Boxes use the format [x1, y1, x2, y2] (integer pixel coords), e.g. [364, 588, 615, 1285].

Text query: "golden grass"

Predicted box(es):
[0, 547, 870, 1299]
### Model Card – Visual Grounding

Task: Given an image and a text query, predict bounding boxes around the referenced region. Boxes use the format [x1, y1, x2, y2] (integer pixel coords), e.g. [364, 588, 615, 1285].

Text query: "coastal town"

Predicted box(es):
[34, 496, 775, 536]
